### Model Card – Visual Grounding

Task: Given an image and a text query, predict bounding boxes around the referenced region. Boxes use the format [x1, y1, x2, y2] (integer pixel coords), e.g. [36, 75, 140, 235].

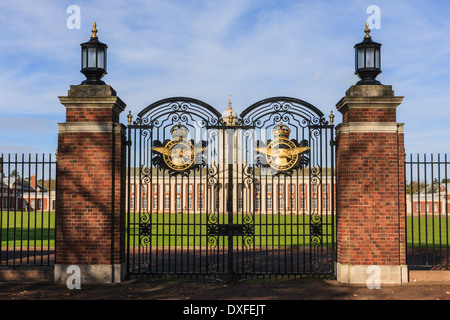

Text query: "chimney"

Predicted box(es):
[30, 175, 37, 190]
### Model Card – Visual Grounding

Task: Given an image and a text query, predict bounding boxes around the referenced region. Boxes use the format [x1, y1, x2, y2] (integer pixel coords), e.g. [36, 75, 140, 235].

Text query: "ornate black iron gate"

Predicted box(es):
[126, 97, 336, 281]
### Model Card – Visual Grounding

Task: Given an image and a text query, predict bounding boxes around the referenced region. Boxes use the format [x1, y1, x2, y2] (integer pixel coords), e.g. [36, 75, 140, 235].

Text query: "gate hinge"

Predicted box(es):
[330, 140, 337, 147]
[125, 140, 132, 147]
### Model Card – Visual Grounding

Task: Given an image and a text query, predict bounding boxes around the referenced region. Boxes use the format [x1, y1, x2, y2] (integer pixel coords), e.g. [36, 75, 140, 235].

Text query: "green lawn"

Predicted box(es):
[0, 211, 55, 248]
[1, 211, 449, 249]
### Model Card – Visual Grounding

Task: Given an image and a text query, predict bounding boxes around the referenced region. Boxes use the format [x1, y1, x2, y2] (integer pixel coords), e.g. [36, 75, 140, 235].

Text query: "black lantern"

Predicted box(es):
[80, 23, 108, 85]
[354, 23, 382, 85]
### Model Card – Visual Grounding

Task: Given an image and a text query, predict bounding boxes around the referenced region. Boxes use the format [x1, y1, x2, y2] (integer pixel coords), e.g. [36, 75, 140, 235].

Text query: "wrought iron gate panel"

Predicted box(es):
[126, 97, 336, 280]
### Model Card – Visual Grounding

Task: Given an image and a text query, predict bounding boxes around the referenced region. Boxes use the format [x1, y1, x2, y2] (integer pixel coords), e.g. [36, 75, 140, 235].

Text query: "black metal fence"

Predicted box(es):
[0, 154, 57, 266]
[405, 154, 449, 269]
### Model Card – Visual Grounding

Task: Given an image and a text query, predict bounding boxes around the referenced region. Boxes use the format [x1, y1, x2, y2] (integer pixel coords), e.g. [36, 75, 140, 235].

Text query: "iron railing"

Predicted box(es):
[405, 154, 449, 269]
[0, 154, 57, 266]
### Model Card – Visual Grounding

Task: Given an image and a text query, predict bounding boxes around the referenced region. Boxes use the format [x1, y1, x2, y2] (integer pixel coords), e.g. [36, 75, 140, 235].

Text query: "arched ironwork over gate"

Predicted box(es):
[126, 97, 336, 281]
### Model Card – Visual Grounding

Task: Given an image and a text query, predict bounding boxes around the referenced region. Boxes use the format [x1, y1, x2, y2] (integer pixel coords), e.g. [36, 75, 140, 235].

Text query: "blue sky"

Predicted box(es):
[0, 0, 450, 156]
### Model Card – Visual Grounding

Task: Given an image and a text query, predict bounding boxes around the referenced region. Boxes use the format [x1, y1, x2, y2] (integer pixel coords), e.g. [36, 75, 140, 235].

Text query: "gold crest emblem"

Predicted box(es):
[255, 122, 310, 171]
[152, 123, 206, 172]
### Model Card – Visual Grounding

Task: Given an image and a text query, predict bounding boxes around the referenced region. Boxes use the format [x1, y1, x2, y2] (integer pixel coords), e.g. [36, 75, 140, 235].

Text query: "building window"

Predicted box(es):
[164, 197, 170, 209]
[165, 185, 170, 193]
[324, 184, 328, 193]
[238, 198, 243, 209]
[300, 184, 305, 193]
[279, 196, 283, 210]
[312, 185, 317, 193]
[131, 184, 135, 193]
[267, 197, 272, 209]
[176, 197, 181, 209]
[433, 203, 438, 212]
[199, 197, 204, 209]
[289, 197, 295, 209]
[142, 197, 148, 210]
[267, 184, 272, 193]
[255, 185, 260, 193]
[301, 197, 305, 210]
[130, 197, 135, 209]
[323, 198, 328, 210]
[279, 185, 283, 193]
[153, 185, 158, 193]
[255, 197, 261, 210]
[312, 197, 318, 210]
[153, 197, 158, 209]
[189, 197, 193, 209]
[189, 184, 193, 193]
[142, 185, 147, 193]
[199, 184, 204, 193]
[176, 185, 181, 193]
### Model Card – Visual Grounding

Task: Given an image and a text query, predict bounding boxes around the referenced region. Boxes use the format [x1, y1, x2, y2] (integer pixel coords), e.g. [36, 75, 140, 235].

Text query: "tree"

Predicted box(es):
[10, 170, 20, 179]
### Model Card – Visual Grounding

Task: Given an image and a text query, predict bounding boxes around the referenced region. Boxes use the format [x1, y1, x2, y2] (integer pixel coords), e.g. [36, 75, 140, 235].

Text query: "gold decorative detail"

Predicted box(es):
[91, 22, 98, 40]
[329, 111, 335, 126]
[152, 123, 206, 171]
[273, 122, 291, 138]
[127, 111, 133, 126]
[255, 123, 310, 171]
[364, 22, 371, 39]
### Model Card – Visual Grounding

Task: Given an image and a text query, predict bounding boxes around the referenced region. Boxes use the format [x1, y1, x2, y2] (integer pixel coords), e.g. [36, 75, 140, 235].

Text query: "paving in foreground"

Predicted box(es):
[0, 278, 448, 300]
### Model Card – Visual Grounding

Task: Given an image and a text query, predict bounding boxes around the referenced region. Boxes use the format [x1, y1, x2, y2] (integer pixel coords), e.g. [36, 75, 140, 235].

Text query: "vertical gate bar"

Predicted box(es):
[408, 154, 413, 267]
[133, 127, 137, 274]
[126, 123, 131, 276]
[438, 154, 442, 266]
[424, 154, 428, 266]
[155, 141, 160, 276]
[27, 154, 31, 265]
[40, 153, 45, 265]
[13, 154, 17, 266]
[138, 125, 142, 273]
[331, 125, 336, 276]
[47, 154, 52, 265]
[416, 154, 421, 266]
[6, 154, 10, 265]
[444, 154, 450, 266]
[320, 127, 324, 273]
[174, 174, 178, 274]
[20, 154, 24, 265]
[431, 154, 435, 265]
[445, 154, 449, 267]
[33, 153, 37, 265]
[227, 129, 234, 281]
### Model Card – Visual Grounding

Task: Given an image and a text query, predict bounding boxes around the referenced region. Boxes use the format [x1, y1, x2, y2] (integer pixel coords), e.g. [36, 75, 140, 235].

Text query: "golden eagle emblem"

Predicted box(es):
[255, 122, 310, 171]
[152, 123, 206, 171]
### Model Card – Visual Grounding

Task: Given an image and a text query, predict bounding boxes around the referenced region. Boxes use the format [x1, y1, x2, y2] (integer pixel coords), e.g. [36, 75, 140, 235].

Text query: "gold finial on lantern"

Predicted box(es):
[91, 22, 98, 40]
[364, 22, 371, 40]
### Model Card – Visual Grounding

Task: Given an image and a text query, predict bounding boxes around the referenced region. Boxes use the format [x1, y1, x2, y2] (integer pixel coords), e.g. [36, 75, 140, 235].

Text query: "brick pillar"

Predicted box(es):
[55, 85, 127, 283]
[335, 85, 408, 284]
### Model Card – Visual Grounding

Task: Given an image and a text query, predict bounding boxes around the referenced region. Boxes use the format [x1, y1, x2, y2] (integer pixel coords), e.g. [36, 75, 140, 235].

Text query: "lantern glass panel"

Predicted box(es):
[357, 49, 365, 69]
[365, 48, 375, 68]
[88, 47, 97, 68]
[82, 48, 87, 69]
[98, 50, 105, 69]
[375, 48, 380, 69]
